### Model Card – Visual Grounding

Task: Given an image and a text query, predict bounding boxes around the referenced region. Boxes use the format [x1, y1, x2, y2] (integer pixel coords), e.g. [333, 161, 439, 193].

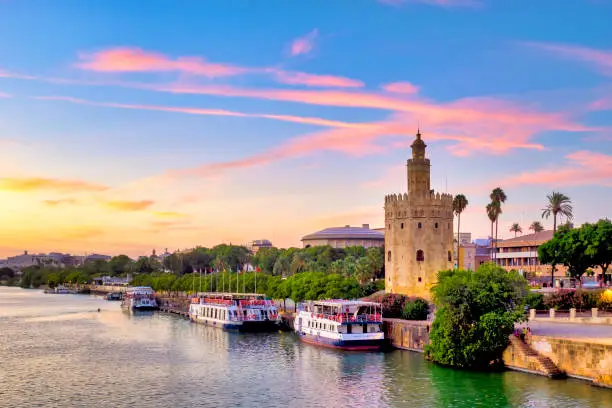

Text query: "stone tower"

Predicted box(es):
[384, 130, 454, 300]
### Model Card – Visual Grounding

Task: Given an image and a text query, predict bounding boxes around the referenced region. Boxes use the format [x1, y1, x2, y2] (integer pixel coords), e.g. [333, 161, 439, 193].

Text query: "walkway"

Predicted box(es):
[521, 321, 612, 345]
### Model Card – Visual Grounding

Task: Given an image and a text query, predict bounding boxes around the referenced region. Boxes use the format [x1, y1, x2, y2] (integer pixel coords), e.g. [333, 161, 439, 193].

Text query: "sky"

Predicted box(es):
[0, 0, 611, 258]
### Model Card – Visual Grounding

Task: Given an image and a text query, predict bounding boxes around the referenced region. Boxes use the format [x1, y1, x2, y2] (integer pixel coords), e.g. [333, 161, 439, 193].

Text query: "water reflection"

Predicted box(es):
[1, 286, 611, 408]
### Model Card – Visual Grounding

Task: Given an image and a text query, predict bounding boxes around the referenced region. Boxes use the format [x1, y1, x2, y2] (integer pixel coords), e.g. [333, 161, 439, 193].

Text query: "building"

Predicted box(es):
[475, 244, 492, 267]
[301, 224, 384, 249]
[494, 230, 554, 276]
[247, 239, 273, 254]
[458, 243, 477, 270]
[457, 232, 472, 245]
[384, 131, 454, 300]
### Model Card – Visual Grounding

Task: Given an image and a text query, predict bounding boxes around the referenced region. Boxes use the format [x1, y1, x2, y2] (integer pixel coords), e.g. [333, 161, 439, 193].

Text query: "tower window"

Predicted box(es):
[448, 251, 452, 262]
[418, 222, 422, 229]
[401, 223, 404, 229]
[387, 251, 392, 262]
[435, 222, 438, 229]
[416, 250, 424, 262]
[448, 223, 450, 229]
[418, 277, 422, 282]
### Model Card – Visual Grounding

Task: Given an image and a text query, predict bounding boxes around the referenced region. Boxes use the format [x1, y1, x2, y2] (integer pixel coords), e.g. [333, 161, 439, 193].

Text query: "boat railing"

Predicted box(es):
[306, 313, 382, 323]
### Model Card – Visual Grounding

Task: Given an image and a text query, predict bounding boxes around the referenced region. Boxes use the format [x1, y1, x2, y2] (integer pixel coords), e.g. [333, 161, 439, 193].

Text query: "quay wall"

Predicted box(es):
[383, 319, 430, 352]
[527, 336, 612, 387]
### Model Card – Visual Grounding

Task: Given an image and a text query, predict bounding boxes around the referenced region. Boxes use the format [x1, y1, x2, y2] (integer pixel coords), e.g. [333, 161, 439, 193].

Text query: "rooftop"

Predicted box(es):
[497, 230, 554, 248]
[301, 224, 384, 241]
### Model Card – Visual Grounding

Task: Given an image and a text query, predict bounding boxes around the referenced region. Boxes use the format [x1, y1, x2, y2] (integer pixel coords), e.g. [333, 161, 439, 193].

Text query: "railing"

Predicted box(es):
[305, 313, 382, 323]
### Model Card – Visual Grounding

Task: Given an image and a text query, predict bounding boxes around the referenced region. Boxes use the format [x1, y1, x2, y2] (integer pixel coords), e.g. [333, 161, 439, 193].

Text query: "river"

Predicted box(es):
[0, 286, 610, 408]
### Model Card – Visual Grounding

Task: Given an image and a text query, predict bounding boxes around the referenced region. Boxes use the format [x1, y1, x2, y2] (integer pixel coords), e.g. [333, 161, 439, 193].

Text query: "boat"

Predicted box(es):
[188, 292, 280, 332]
[106, 292, 123, 301]
[294, 300, 385, 351]
[121, 286, 158, 310]
[44, 285, 77, 294]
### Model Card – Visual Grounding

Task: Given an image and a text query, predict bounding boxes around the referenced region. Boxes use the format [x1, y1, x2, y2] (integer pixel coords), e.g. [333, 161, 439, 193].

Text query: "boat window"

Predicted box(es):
[338, 325, 347, 334]
[347, 325, 352, 334]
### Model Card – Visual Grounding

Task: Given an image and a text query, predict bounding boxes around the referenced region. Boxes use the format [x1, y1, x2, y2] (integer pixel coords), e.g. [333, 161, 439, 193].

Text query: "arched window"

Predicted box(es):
[416, 250, 424, 262]
[387, 251, 392, 262]
[418, 222, 422, 229]
[401, 222, 404, 229]
[435, 222, 438, 229]
[448, 251, 452, 262]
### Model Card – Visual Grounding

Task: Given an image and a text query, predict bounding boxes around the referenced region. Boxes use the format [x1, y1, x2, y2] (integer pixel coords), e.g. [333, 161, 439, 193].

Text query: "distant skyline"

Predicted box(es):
[0, 0, 611, 258]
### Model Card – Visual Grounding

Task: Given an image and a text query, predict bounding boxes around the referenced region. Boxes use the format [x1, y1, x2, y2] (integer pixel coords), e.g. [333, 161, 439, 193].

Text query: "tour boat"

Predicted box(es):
[294, 300, 385, 351]
[106, 292, 123, 301]
[189, 292, 280, 332]
[121, 286, 159, 311]
[44, 285, 77, 294]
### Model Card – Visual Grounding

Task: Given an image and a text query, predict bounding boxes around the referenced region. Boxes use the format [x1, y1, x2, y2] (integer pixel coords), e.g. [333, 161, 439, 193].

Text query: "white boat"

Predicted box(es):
[189, 292, 280, 332]
[44, 285, 77, 294]
[294, 300, 385, 351]
[121, 286, 158, 311]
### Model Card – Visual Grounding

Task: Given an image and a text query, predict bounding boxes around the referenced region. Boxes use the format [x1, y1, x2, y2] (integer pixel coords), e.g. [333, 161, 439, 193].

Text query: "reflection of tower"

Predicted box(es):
[384, 130, 454, 300]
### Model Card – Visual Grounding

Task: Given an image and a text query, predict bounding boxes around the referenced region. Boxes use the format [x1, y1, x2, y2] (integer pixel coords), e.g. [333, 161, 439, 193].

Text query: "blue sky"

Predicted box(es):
[0, 0, 610, 257]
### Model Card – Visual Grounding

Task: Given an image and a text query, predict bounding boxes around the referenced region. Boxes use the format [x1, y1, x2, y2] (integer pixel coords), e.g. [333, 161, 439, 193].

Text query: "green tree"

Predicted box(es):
[425, 264, 527, 369]
[509, 223, 522, 237]
[541, 191, 573, 233]
[366, 247, 384, 279]
[0, 267, 15, 280]
[252, 247, 280, 273]
[453, 194, 469, 256]
[529, 221, 544, 234]
[402, 298, 429, 320]
[586, 219, 612, 282]
[108, 255, 133, 276]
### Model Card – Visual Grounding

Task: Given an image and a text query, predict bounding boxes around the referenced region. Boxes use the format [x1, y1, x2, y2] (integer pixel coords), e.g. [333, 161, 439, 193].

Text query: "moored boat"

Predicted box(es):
[106, 292, 123, 301]
[189, 292, 280, 332]
[294, 300, 385, 351]
[121, 286, 158, 310]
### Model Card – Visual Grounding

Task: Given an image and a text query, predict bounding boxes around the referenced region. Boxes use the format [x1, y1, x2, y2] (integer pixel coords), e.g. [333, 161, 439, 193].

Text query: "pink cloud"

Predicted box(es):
[502, 151, 612, 187]
[590, 97, 612, 111]
[523, 42, 612, 76]
[290, 29, 318, 57]
[0, 92, 11, 98]
[381, 81, 419, 94]
[273, 70, 364, 88]
[76, 47, 248, 77]
[34, 95, 365, 129]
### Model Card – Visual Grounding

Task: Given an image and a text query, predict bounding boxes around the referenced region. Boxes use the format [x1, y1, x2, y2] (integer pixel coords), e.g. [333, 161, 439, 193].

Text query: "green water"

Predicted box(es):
[0, 286, 610, 407]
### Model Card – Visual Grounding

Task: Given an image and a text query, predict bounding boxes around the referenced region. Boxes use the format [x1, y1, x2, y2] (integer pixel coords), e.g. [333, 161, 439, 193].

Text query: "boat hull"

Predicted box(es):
[190, 315, 279, 333]
[298, 333, 385, 351]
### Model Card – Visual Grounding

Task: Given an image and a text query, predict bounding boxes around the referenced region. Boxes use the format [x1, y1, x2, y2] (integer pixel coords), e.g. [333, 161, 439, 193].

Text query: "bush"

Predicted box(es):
[402, 298, 429, 320]
[366, 293, 408, 318]
[425, 264, 528, 369]
[597, 290, 612, 311]
[543, 289, 599, 311]
[525, 292, 545, 310]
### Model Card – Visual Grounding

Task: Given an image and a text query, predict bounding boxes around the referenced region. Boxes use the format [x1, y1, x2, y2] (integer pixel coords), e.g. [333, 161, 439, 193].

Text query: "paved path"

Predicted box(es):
[519, 321, 612, 345]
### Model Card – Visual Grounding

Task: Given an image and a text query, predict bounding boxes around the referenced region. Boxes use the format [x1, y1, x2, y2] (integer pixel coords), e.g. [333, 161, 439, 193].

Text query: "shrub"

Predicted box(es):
[366, 293, 408, 318]
[597, 290, 612, 311]
[525, 292, 545, 310]
[543, 289, 600, 311]
[402, 298, 429, 320]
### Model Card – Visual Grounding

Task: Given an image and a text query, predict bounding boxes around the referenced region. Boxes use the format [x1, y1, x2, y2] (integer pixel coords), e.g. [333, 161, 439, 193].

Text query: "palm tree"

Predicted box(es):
[541, 191, 573, 233]
[509, 223, 523, 237]
[529, 221, 544, 234]
[452, 194, 469, 259]
[486, 202, 499, 261]
[489, 187, 507, 260]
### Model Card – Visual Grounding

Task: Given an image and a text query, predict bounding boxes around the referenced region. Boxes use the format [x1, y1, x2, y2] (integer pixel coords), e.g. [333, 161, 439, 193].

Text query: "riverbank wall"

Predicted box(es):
[383, 319, 430, 353]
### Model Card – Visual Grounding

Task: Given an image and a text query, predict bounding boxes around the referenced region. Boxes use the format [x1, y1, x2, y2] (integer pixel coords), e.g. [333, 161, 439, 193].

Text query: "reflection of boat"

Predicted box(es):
[44, 285, 77, 294]
[106, 292, 123, 301]
[121, 286, 158, 310]
[294, 300, 385, 351]
[189, 292, 280, 332]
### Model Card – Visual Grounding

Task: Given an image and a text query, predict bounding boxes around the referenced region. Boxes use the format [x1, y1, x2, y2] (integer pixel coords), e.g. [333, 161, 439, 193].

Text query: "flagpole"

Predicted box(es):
[199, 268, 202, 294]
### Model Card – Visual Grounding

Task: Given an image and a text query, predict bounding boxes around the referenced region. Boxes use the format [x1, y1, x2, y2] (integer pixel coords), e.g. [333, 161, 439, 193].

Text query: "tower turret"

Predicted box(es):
[407, 129, 431, 194]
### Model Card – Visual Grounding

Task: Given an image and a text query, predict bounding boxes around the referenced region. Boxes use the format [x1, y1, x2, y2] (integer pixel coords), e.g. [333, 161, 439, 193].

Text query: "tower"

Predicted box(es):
[384, 131, 454, 300]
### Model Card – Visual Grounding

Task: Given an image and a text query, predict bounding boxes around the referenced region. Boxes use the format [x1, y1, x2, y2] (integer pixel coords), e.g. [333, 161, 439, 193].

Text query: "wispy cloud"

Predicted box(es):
[378, 0, 481, 7]
[104, 200, 155, 211]
[381, 81, 419, 94]
[0, 177, 108, 193]
[0, 92, 11, 98]
[502, 151, 612, 187]
[76, 47, 248, 77]
[522, 42, 612, 76]
[290, 29, 319, 57]
[590, 97, 612, 111]
[153, 211, 186, 218]
[34, 95, 365, 128]
[42, 198, 78, 206]
[75, 47, 362, 88]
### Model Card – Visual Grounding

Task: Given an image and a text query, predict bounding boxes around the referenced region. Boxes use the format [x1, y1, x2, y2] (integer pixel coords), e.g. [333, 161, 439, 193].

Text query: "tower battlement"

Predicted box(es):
[384, 191, 453, 205]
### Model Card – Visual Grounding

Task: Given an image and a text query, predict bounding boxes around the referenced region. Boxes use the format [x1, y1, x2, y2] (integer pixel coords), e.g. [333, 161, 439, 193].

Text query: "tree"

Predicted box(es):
[252, 247, 280, 274]
[587, 219, 612, 282]
[108, 255, 133, 276]
[486, 201, 500, 261]
[490, 188, 507, 260]
[529, 221, 544, 234]
[541, 191, 573, 233]
[509, 223, 523, 237]
[366, 247, 384, 279]
[453, 194, 469, 257]
[425, 264, 528, 369]
[0, 267, 15, 279]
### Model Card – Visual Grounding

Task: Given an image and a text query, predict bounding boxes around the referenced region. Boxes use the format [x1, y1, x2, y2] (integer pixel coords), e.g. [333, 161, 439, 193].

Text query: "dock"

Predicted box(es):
[158, 306, 190, 319]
